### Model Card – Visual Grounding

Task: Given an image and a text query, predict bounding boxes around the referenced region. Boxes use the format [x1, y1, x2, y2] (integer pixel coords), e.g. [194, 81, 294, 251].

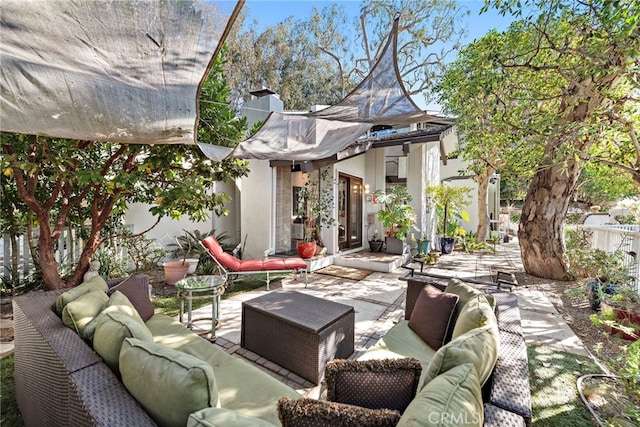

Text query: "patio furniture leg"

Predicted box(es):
[266, 272, 270, 290]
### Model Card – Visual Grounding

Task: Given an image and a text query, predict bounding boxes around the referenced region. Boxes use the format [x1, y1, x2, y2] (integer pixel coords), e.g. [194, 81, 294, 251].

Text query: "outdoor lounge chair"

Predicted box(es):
[201, 235, 308, 290]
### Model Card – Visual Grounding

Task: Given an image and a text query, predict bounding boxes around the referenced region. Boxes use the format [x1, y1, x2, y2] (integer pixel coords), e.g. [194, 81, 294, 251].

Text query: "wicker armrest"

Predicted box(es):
[486, 330, 532, 426]
[13, 287, 155, 426]
[324, 358, 422, 413]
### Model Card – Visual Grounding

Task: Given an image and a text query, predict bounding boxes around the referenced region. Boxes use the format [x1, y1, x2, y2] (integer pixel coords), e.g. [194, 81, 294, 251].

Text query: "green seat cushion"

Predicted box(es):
[146, 313, 300, 425]
[398, 363, 483, 427]
[61, 290, 109, 335]
[444, 278, 495, 325]
[187, 408, 275, 427]
[93, 312, 153, 373]
[360, 321, 437, 366]
[55, 275, 108, 315]
[358, 321, 437, 387]
[82, 290, 145, 341]
[451, 294, 497, 340]
[120, 338, 219, 427]
[422, 324, 499, 388]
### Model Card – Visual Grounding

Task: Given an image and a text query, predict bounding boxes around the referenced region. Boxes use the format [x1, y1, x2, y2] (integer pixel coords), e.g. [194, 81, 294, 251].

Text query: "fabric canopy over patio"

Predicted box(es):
[200, 17, 450, 162]
[0, 0, 243, 145]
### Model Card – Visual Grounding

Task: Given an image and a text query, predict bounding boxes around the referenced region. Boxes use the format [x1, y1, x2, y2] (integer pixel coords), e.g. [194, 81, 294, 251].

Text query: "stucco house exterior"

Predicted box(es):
[123, 88, 500, 272]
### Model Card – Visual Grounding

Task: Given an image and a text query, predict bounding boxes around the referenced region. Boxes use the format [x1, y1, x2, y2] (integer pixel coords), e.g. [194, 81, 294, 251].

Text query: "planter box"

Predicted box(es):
[384, 237, 406, 255]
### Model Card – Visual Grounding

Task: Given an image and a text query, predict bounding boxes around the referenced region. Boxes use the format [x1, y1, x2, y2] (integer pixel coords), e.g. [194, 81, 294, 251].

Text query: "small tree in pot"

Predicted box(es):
[373, 186, 416, 254]
[426, 183, 472, 254]
[296, 167, 336, 258]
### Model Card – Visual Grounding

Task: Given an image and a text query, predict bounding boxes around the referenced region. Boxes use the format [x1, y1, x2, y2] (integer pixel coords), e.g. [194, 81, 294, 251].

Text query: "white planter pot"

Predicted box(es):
[185, 258, 199, 274]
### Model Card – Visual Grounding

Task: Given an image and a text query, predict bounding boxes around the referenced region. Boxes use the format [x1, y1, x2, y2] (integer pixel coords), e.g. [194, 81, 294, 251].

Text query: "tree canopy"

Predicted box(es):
[438, 0, 639, 279]
[224, 0, 469, 109]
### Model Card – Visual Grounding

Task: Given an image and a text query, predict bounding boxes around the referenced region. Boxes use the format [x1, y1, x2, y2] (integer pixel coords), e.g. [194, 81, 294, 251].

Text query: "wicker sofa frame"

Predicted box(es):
[13, 275, 155, 427]
[12, 273, 531, 426]
[404, 277, 532, 427]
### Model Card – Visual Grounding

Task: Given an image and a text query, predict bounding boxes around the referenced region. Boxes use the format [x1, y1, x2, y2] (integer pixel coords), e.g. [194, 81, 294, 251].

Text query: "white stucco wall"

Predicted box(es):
[238, 160, 273, 259]
[123, 203, 213, 256]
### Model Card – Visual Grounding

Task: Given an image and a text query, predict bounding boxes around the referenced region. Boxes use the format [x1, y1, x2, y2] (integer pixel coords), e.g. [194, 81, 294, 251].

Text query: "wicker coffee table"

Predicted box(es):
[241, 290, 355, 384]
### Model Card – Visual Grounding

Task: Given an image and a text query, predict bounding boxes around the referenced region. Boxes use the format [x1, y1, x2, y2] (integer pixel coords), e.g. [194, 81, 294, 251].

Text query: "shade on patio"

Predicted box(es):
[0, 0, 243, 145]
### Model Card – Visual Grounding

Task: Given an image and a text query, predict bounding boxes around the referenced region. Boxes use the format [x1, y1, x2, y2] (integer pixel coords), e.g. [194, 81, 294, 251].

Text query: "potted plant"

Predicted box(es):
[369, 229, 384, 252]
[582, 246, 640, 340]
[296, 168, 336, 259]
[163, 234, 192, 285]
[425, 183, 472, 255]
[416, 233, 431, 257]
[373, 185, 416, 254]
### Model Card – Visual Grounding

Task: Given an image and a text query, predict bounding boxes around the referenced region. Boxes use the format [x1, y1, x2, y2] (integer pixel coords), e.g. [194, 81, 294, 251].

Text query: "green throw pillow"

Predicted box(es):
[55, 275, 108, 315]
[93, 312, 153, 374]
[398, 363, 483, 427]
[82, 290, 146, 341]
[451, 294, 497, 340]
[61, 290, 109, 335]
[120, 338, 219, 427]
[444, 278, 495, 324]
[422, 324, 499, 388]
[187, 408, 274, 427]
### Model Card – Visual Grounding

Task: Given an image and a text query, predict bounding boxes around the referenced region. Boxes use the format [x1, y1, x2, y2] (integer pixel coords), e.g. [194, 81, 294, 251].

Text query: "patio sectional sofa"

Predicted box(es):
[13, 274, 531, 426]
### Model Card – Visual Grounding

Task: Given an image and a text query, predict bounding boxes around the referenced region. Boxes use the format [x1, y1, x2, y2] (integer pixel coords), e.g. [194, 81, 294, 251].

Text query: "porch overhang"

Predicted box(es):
[268, 124, 453, 170]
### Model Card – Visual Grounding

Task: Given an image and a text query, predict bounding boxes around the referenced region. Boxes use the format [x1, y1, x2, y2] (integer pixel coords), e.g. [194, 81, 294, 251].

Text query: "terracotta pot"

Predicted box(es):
[297, 241, 316, 259]
[600, 302, 640, 341]
[164, 260, 189, 285]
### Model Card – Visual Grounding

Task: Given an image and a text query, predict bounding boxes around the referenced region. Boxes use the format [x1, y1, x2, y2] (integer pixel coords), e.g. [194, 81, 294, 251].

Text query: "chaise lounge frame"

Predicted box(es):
[201, 235, 308, 290]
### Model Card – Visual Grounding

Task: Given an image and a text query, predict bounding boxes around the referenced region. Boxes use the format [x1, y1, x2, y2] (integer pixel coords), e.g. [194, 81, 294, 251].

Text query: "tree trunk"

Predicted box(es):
[37, 223, 67, 290]
[474, 169, 493, 243]
[519, 159, 582, 280]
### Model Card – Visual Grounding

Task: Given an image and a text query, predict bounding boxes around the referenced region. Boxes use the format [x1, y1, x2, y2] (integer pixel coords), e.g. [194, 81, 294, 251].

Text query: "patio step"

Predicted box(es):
[334, 250, 408, 273]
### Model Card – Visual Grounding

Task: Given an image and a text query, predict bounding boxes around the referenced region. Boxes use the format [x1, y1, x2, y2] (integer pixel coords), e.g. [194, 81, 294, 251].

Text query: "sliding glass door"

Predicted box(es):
[338, 174, 363, 250]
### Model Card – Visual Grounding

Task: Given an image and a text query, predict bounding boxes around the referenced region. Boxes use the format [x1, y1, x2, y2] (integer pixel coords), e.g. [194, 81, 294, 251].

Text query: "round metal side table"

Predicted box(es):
[175, 275, 226, 340]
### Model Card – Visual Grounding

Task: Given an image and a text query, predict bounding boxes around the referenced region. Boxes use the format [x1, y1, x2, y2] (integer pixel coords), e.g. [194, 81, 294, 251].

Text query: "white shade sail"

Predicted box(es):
[220, 17, 447, 161]
[0, 0, 243, 145]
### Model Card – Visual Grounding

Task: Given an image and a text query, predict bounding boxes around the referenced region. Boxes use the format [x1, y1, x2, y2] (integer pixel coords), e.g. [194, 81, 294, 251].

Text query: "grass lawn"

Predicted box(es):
[152, 273, 286, 317]
[528, 344, 600, 426]
[1, 354, 24, 427]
